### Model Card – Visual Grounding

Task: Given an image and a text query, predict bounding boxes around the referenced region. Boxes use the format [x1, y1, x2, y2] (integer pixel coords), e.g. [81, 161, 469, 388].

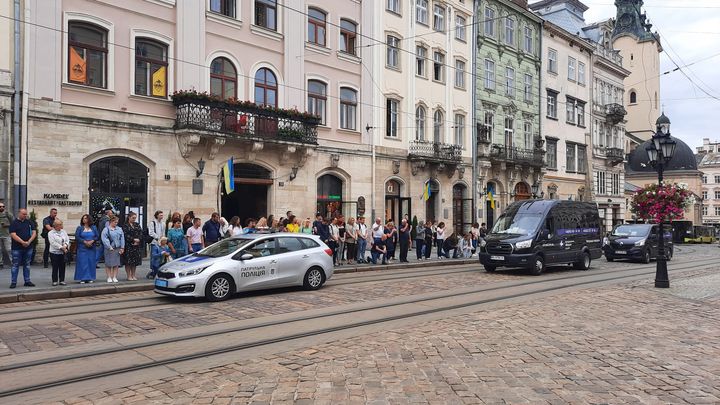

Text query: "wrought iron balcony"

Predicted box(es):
[174, 97, 319, 145]
[605, 103, 627, 126]
[408, 141, 462, 164]
[488, 144, 545, 168]
[606, 147, 625, 165]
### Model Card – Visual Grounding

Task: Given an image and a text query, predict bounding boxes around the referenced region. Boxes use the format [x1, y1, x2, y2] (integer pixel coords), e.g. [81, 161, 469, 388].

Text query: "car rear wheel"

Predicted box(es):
[484, 265, 496, 272]
[205, 274, 234, 302]
[642, 250, 651, 264]
[529, 255, 545, 276]
[574, 252, 591, 270]
[303, 267, 325, 290]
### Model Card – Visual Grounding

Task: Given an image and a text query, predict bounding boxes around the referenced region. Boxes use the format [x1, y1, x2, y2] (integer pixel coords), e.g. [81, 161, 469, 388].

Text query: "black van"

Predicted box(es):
[603, 223, 673, 263]
[479, 200, 603, 275]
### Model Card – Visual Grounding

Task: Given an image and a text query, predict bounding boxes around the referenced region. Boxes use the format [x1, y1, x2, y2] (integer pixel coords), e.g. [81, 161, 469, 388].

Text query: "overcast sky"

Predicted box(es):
[581, 0, 720, 150]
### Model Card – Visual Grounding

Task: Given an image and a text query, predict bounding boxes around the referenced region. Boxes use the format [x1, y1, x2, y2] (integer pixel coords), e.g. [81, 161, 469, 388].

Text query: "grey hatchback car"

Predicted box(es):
[154, 233, 334, 301]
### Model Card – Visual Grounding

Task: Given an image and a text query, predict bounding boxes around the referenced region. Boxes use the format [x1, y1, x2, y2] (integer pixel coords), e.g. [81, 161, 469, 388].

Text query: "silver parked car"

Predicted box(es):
[154, 233, 334, 301]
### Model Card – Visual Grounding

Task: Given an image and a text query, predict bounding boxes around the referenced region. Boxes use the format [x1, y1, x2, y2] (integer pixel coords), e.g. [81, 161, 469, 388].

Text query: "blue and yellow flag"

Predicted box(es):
[487, 190, 495, 209]
[223, 157, 235, 194]
[422, 181, 432, 201]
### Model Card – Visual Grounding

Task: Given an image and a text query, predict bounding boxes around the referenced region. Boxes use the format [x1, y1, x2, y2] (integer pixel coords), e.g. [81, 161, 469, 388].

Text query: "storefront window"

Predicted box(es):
[316, 174, 343, 219]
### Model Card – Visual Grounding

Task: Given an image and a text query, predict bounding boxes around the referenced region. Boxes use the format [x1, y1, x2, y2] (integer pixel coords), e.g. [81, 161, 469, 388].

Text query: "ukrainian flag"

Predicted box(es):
[223, 157, 235, 194]
[423, 181, 432, 201]
[487, 189, 495, 209]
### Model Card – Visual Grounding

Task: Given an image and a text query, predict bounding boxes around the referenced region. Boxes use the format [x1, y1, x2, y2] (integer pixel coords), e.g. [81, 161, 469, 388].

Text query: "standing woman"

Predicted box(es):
[398, 218, 411, 263]
[415, 221, 426, 261]
[228, 216, 243, 236]
[345, 217, 358, 265]
[182, 213, 194, 234]
[424, 220, 434, 259]
[74, 214, 99, 284]
[48, 219, 70, 286]
[300, 218, 313, 234]
[101, 216, 125, 283]
[436, 222, 447, 258]
[328, 217, 340, 266]
[122, 212, 143, 281]
[384, 221, 397, 262]
[167, 219, 188, 259]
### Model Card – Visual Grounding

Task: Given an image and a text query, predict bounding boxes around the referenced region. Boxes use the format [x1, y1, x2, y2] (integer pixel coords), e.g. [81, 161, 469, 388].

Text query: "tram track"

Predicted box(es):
[0, 257, 713, 398]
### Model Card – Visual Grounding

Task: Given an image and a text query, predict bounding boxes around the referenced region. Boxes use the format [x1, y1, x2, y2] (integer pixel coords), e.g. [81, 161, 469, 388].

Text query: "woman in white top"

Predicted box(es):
[48, 219, 70, 286]
[435, 222, 446, 258]
[228, 216, 244, 237]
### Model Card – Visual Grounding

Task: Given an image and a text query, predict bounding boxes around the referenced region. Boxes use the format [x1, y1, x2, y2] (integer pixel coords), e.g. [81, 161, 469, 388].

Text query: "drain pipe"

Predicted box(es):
[12, 0, 23, 210]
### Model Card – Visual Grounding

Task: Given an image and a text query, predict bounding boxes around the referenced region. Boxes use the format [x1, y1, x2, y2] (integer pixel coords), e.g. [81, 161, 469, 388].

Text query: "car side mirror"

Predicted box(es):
[539, 229, 551, 240]
[234, 253, 254, 261]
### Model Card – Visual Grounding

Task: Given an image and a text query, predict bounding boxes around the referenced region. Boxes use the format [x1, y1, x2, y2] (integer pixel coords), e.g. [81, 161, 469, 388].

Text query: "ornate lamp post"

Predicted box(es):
[531, 182, 544, 199]
[644, 113, 677, 288]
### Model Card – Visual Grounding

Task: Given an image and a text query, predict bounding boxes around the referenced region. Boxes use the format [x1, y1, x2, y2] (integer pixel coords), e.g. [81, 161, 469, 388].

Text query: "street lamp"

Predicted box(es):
[531, 182, 544, 199]
[645, 113, 676, 288]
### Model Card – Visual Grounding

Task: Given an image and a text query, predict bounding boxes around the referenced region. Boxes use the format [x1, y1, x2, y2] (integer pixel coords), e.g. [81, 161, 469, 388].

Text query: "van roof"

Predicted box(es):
[505, 199, 598, 215]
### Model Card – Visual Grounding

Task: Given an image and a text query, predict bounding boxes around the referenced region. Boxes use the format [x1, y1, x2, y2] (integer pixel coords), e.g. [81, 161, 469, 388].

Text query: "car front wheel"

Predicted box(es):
[642, 250, 651, 264]
[303, 267, 325, 290]
[529, 255, 545, 276]
[205, 274, 235, 302]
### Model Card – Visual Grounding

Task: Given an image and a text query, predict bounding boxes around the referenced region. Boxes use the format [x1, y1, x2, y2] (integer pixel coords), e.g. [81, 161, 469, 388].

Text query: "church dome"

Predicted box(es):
[626, 135, 698, 174]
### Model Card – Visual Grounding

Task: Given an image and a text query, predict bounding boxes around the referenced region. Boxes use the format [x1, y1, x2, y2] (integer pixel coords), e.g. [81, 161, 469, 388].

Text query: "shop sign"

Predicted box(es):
[28, 193, 82, 207]
[317, 194, 342, 200]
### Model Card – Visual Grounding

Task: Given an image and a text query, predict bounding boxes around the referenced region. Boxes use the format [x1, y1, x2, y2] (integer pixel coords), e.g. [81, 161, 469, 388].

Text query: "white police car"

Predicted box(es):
[154, 233, 334, 301]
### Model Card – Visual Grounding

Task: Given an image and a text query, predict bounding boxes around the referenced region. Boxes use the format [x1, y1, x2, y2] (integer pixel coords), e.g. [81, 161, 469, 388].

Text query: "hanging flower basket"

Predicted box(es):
[630, 182, 694, 223]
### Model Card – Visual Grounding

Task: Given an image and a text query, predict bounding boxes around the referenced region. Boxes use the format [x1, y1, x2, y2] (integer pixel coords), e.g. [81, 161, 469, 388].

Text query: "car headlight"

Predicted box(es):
[635, 239, 646, 246]
[179, 267, 209, 278]
[515, 239, 532, 249]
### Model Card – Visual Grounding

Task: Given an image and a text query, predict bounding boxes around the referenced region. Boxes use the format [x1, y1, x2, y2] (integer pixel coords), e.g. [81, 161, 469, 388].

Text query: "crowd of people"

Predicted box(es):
[0, 205, 489, 288]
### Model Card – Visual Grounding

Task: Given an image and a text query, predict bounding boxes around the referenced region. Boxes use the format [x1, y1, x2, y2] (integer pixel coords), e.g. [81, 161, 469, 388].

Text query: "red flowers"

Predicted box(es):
[630, 182, 693, 223]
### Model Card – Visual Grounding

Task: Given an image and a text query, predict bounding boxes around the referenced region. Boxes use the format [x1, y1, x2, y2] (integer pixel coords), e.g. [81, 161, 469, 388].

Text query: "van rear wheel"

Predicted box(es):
[574, 252, 591, 270]
[529, 256, 545, 276]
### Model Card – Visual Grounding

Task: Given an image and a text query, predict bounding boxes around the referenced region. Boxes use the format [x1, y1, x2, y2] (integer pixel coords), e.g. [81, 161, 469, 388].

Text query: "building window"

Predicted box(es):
[387, 99, 399, 137]
[433, 5, 445, 31]
[566, 143, 576, 172]
[386, 35, 400, 69]
[630, 91, 637, 104]
[716, 191, 720, 199]
[68, 22, 108, 88]
[612, 173, 620, 195]
[455, 59, 465, 88]
[455, 15, 466, 41]
[308, 8, 327, 46]
[546, 139, 557, 169]
[387, 0, 400, 14]
[416, 106, 426, 140]
[416, 46, 427, 77]
[484, 59, 495, 90]
[210, 57, 237, 100]
[523, 74, 532, 102]
[523, 121, 532, 149]
[715, 175, 720, 183]
[454, 114, 465, 147]
[504, 17, 514, 46]
[255, 0, 277, 31]
[340, 19, 357, 56]
[254, 67, 277, 107]
[505, 67, 515, 97]
[484, 111, 494, 143]
[597, 171, 607, 195]
[577, 102, 585, 127]
[566, 97, 576, 124]
[548, 48, 557, 73]
[433, 51, 445, 82]
[416, 0, 428, 24]
[716, 206, 720, 216]
[340, 87, 357, 130]
[547, 90, 558, 119]
[433, 110, 444, 143]
[504, 117, 514, 146]
[702, 191, 708, 200]
[577, 145, 586, 173]
[307, 80, 327, 125]
[578, 61, 586, 85]
[702, 175, 707, 184]
[568, 56, 576, 81]
[702, 205, 708, 216]
[523, 26, 532, 53]
[134, 39, 168, 98]
[484, 7, 495, 38]
[210, 0, 236, 18]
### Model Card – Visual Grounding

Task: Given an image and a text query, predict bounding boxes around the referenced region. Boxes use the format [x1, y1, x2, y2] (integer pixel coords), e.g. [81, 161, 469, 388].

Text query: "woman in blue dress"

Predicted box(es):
[74, 214, 99, 283]
[166, 219, 188, 260]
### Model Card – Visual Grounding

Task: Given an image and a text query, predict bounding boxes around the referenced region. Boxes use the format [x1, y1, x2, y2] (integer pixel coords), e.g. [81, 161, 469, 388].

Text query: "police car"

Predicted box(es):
[154, 233, 334, 301]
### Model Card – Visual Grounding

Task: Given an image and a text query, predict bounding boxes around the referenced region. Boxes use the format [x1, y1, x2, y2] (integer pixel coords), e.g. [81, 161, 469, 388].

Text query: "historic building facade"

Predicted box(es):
[0, 0, 16, 207]
[696, 138, 720, 227]
[475, 0, 543, 228]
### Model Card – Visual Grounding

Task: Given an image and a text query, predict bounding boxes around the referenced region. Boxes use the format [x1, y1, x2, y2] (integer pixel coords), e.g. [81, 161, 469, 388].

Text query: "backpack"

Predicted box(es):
[143, 222, 154, 244]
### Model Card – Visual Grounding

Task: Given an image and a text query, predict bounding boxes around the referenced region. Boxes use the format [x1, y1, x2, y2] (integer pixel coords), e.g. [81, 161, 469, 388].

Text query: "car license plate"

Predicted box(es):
[155, 279, 168, 288]
[490, 255, 505, 261]
[615, 251, 627, 255]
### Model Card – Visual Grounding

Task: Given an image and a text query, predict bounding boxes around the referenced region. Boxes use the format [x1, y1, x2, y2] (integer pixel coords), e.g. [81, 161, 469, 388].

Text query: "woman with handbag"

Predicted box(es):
[48, 219, 70, 286]
[122, 212, 143, 281]
[74, 214, 99, 284]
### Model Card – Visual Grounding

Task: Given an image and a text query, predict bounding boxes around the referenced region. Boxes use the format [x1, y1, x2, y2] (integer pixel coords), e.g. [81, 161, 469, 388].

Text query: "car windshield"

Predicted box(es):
[612, 225, 650, 237]
[196, 238, 253, 258]
[491, 213, 543, 235]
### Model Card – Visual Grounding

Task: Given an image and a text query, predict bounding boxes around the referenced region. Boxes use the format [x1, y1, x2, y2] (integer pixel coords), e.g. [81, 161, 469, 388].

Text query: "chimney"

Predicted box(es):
[511, 0, 529, 9]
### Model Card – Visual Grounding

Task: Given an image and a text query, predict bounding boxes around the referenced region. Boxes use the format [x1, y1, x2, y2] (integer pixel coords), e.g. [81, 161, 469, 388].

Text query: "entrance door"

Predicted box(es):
[221, 163, 272, 226]
[89, 157, 148, 228]
[514, 182, 531, 201]
[486, 182, 497, 230]
[317, 174, 343, 219]
[452, 185, 466, 235]
[425, 180, 440, 222]
[400, 197, 411, 225]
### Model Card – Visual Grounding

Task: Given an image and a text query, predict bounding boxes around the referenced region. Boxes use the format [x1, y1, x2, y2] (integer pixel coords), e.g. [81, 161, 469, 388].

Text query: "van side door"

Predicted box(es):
[541, 216, 562, 264]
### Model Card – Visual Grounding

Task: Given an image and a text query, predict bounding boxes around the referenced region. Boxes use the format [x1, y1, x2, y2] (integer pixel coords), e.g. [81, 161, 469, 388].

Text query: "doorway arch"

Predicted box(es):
[384, 178, 410, 225]
[452, 183, 471, 235]
[89, 156, 148, 227]
[514, 182, 531, 201]
[221, 163, 272, 226]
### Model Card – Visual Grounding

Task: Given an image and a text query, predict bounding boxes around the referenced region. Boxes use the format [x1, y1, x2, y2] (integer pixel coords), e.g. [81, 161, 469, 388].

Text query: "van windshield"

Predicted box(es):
[491, 213, 543, 236]
[612, 225, 651, 237]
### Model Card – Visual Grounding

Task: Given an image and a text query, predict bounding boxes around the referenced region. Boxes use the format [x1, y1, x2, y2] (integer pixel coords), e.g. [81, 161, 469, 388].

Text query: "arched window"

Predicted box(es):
[307, 80, 327, 125]
[433, 110, 444, 143]
[630, 91, 637, 104]
[68, 22, 108, 88]
[415, 106, 426, 141]
[308, 8, 327, 46]
[210, 57, 237, 100]
[254, 68, 278, 107]
[340, 87, 357, 130]
[135, 39, 168, 97]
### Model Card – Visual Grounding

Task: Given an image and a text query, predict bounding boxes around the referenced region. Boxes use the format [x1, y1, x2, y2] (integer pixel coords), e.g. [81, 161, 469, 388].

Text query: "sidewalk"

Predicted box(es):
[0, 251, 477, 303]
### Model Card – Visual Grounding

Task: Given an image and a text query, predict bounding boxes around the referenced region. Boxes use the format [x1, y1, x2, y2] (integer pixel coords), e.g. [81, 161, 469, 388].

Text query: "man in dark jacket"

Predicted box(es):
[203, 213, 222, 246]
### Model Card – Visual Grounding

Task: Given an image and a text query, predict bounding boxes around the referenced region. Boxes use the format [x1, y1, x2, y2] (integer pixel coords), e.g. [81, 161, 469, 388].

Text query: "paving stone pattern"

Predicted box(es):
[59, 268, 720, 405]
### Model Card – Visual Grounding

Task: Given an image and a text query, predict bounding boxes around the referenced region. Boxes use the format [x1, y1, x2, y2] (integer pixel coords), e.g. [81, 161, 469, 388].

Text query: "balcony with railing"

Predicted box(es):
[488, 144, 545, 168]
[594, 43, 623, 66]
[173, 92, 319, 145]
[606, 147, 625, 165]
[408, 141, 462, 164]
